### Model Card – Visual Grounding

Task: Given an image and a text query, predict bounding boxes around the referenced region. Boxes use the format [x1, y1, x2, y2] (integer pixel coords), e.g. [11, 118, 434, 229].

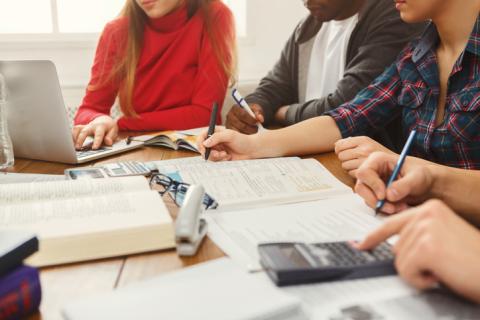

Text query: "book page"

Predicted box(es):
[151, 157, 351, 210]
[0, 190, 170, 238]
[206, 194, 381, 270]
[0, 176, 150, 205]
[0, 173, 65, 184]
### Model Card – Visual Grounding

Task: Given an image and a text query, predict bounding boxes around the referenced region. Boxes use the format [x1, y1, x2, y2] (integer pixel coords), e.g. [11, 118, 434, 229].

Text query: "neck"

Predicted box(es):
[433, 1, 479, 53]
[335, 0, 365, 21]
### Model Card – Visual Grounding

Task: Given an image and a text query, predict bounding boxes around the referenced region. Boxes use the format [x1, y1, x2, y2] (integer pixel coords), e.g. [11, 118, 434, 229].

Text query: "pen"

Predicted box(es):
[204, 102, 218, 161]
[232, 89, 264, 130]
[126, 136, 133, 145]
[375, 129, 418, 215]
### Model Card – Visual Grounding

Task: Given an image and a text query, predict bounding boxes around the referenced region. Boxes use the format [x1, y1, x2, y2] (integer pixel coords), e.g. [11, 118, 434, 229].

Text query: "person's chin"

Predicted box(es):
[399, 12, 426, 24]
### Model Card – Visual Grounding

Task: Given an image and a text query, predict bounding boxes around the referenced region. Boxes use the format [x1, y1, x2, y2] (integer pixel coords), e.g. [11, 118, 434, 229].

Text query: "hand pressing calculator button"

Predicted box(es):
[258, 241, 396, 287]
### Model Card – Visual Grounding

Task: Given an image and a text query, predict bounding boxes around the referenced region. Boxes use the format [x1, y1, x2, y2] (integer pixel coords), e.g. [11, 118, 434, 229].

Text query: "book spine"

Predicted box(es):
[0, 266, 42, 320]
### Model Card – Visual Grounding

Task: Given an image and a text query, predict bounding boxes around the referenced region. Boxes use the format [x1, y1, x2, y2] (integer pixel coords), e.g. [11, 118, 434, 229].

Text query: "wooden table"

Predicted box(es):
[8, 147, 354, 320]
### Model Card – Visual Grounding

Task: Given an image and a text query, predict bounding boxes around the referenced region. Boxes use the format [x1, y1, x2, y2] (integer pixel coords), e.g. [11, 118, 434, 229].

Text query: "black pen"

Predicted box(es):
[205, 102, 218, 161]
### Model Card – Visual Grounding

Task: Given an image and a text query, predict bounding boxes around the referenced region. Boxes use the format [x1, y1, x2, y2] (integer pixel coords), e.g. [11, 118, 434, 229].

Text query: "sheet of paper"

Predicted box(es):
[0, 173, 65, 184]
[0, 176, 149, 205]
[281, 276, 414, 319]
[63, 258, 308, 320]
[206, 194, 381, 270]
[151, 157, 351, 211]
[291, 279, 480, 320]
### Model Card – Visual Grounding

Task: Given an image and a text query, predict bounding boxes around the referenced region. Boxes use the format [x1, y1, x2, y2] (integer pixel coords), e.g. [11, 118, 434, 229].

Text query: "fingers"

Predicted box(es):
[203, 129, 235, 149]
[396, 247, 439, 290]
[356, 166, 387, 202]
[196, 127, 226, 155]
[386, 167, 424, 202]
[341, 158, 363, 172]
[72, 126, 84, 143]
[104, 125, 119, 146]
[75, 127, 94, 150]
[356, 210, 415, 250]
[226, 106, 259, 134]
[334, 136, 363, 153]
[92, 126, 106, 150]
[250, 104, 265, 123]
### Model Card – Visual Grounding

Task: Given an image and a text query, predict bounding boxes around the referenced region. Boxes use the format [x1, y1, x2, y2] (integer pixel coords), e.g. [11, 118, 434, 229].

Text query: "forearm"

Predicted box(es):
[252, 116, 341, 158]
[430, 165, 480, 225]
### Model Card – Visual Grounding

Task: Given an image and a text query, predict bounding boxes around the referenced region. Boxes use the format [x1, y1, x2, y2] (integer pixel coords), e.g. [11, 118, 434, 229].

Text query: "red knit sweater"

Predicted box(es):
[74, 2, 232, 131]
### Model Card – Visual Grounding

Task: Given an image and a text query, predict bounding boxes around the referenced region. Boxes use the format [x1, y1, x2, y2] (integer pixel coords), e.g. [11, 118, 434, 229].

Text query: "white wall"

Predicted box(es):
[0, 0, 308, 112]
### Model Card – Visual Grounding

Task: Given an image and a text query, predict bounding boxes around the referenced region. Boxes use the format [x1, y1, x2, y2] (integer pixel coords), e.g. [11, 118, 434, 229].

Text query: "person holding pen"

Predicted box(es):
[352, 151, 480, 303]
[199, 0, 480, 174]
[73, 0, 236, 150]
[226, 0, 425, 144]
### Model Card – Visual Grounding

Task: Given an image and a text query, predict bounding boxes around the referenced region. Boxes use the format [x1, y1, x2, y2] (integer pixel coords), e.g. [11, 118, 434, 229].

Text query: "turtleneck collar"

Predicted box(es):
[147, 2, 189, 33]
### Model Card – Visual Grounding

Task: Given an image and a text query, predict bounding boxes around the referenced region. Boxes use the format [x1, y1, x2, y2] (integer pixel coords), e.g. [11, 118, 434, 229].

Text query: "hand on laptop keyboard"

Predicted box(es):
[72, 116, 119, 150]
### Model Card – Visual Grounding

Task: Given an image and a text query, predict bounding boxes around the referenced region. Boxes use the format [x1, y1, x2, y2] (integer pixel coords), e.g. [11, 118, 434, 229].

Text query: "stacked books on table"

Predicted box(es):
[0, 231, 41, 320]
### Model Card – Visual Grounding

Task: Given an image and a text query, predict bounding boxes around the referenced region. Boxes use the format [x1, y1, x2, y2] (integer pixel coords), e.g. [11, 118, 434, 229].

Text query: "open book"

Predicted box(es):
[0, 176, 175, 267]
[150, 157, 352, 211]
[134, 131, 200, 153]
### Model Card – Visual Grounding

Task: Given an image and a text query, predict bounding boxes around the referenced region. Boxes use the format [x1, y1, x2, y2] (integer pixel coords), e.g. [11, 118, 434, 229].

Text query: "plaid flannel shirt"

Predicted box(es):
[327, 17, 480, 169]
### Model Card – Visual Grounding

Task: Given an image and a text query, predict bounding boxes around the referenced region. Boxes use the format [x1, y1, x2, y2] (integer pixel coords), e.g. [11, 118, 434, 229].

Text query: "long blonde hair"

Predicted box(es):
[92, 0, 236, 118]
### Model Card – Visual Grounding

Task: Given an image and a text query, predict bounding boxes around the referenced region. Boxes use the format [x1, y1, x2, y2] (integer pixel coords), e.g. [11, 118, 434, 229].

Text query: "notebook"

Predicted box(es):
[62, 258, 308, 320]
[0, 176, 175, 267]
[149, 157, 352, 211]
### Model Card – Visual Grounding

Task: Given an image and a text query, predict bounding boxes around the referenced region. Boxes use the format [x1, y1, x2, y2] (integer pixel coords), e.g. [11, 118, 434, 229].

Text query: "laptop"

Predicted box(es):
[0, 60, 144, 164]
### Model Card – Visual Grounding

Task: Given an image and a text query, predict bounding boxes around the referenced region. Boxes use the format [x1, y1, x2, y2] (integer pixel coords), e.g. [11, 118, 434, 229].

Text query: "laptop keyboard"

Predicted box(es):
[76, 147, 112, 159]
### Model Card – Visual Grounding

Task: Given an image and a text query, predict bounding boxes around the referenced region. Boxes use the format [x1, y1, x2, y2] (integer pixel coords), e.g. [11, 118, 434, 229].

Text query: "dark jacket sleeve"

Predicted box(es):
[244, 23, 301, 125]
[285, 5, 426, 125]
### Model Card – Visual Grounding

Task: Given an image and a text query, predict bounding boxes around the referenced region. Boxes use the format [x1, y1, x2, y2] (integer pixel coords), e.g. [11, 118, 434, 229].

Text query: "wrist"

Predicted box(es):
[250, 130, 283, 159]
[429, 164, 448, 200]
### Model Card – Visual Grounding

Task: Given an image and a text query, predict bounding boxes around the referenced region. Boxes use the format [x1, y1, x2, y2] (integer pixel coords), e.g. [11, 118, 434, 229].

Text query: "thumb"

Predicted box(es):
[203, 130, 235, 148]
[387, 170, 421, 202]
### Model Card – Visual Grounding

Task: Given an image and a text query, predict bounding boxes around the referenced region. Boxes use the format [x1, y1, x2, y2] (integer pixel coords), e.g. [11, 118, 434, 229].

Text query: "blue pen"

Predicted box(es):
[232, 89, 264, 131]
[375, 129, 418, 215]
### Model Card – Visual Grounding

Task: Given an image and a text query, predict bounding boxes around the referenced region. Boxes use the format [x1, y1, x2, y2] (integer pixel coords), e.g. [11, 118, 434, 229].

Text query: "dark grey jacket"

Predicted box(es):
[245, 0, 427, 126]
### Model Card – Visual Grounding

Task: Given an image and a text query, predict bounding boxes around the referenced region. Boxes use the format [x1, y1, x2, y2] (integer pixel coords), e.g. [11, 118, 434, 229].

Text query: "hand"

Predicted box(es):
[196, 126, 260, 161]
[274, 106, 289, 125]
[355, 200, 480, 303]
[225, 103, 264, 134]
[335, 136, 394, 178]
[72, 116, 118, 150]
[354, 152, 433, 214]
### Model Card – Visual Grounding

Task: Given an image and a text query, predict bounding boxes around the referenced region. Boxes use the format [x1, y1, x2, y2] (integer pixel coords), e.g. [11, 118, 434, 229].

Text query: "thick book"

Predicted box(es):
[150, 157, 352, 211]
[0, 231, 38, 276]
[0, 176, 175, 267]
[0, 266, 41, 320]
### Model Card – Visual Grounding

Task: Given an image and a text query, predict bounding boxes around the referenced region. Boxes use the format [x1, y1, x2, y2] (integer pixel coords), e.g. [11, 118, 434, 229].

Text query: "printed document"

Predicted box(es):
[206, 194, 381, 270]
[151, 157, 352, 211]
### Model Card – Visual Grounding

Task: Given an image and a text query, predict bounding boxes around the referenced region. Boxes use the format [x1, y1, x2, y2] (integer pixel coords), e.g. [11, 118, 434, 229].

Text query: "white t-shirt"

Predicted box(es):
[305, 14, 359, 102]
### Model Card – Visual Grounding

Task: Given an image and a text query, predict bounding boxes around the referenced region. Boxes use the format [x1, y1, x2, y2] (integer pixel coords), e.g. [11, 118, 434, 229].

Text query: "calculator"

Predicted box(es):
[65, 161, 154, 180]
[101, 161, 152, 177]
[258, 241, 396, 287]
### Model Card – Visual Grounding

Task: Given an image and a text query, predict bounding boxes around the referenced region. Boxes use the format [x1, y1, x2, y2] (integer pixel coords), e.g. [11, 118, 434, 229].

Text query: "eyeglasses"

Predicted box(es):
[149, 173, 218, 210]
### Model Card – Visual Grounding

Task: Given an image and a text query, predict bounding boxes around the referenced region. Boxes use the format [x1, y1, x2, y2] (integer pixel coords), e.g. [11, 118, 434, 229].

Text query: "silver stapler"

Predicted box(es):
[175, 184, 208, 256]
